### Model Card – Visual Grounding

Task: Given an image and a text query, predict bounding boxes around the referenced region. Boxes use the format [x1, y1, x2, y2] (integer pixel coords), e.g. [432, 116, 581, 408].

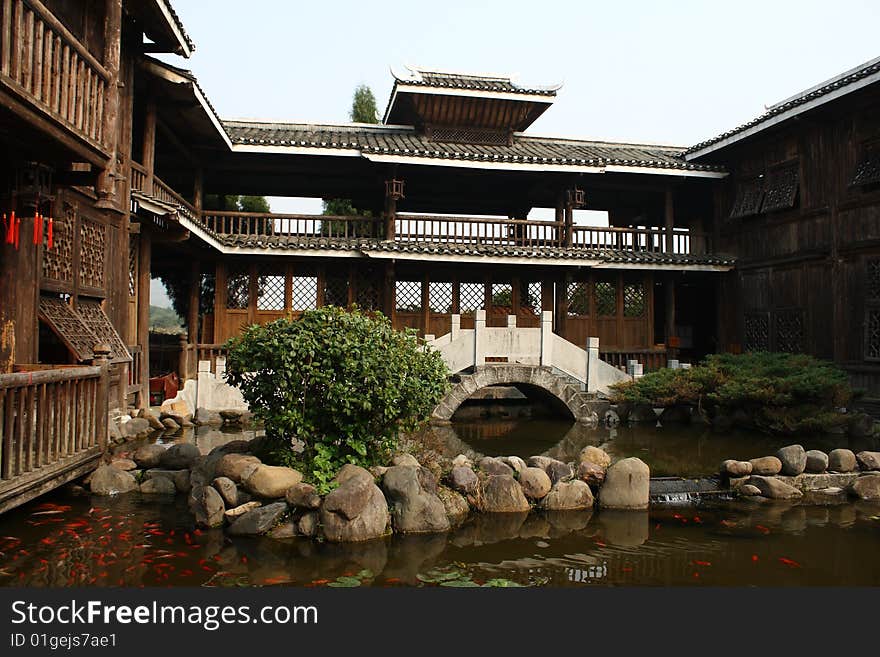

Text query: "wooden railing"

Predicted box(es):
[0, 364, 108, 512]
[396, 215, 563, 247]
[127, 344, 142, 402]
[600, 348, 668, 373]
[572, 226, 706, 255]
[200, 212, 379, 239]
[196, 343, 228, 375]
[129, 161, 147, 193]
[0, 0, 109, 147]
[130, 163, 198, 219]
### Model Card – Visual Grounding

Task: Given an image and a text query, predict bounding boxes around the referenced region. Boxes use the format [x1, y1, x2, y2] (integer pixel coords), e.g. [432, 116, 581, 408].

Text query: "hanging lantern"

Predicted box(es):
[10, 162, 54, 251]
[567, 187, 586, 208]
[385, 178, 405, 200]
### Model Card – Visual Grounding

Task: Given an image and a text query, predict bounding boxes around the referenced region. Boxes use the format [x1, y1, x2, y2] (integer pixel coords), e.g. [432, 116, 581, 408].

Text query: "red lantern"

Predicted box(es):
[47, 216, 54, 250]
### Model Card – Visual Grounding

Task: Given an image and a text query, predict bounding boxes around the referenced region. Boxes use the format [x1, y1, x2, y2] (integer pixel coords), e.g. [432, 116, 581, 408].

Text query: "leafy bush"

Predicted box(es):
[610, 352, 852, 434]
[224, 306, 449, 490]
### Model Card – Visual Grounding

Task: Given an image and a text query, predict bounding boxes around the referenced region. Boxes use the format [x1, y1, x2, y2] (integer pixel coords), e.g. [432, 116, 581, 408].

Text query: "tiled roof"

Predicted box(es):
[162, 0, 195, 52]
[395, 68, 558, 97]
[223, 121, 724, 173]
[211, 233, 735, 267]
[685, 55, 880, 157]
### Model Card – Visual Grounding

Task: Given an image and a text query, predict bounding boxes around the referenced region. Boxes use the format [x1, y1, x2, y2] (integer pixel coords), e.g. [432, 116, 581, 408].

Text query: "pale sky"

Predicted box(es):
[151, 0, 880, 307]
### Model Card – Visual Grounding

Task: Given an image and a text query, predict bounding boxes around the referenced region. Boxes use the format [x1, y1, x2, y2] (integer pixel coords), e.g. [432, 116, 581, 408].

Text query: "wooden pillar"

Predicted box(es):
[136, 228, 151, 403]
[383, 260, 395, 321]
[214, 261, 226, 344]
[421, 272, 430, 335]
[142, 94, 157, 191]
[193, 167, 204, 215]
[564, 198, 574, 248]
[664, 186, 675, 253]
[96, 0, 122, 208]
[187, 260, 200, 343]
[665, 275, 677, 360]
[555, 271, 571, 336]
[0, 215, 39, 371]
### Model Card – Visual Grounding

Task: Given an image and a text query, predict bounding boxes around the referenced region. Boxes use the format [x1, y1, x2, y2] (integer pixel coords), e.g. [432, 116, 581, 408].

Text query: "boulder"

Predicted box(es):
[501, 456, 527, 474]
[519, 467, 552, 500]
[209, 439, 251, 456]
[190, 453, 223, 488]
[628, 403, 658, 423]
[224, 501, 261, 522]
[659, 404, 691, 424]
[227, 502, 288, 536]
[159, 442, 201, 470]
[749, 456, 782, 476]
[599, 457, 650, 510]
[132, 443, 165, 469]
[847, 413, 875, 438]
[161, 418, 180, 431]
[449, 466, 479, 495]
[452, 454, 473, 469]
[721, 459, 752, 478]
[220, 409, 243, 424]
[192, 486, 225, 528]
[321, 477, 389, 542]
[805, 450, 829, 473]
[856, 451, 880, 471]
[391, 453, 420, 467]
[121, 417, 151, 439]
[268, 521, 298, 539]
[298, 511, 319, 538]
[739, 484, 762, 496]
[140, 477, 176, 495]
[850, 474, 880, 500]
[161, 397, 193, 417]
[335, 463, 374, 486]
[285, 482, 321, 509]
[141, 410, 165, 431]
[478, 456, 513, 476]
[747, 475, 803, 500]
[541, 480, 594, 511]
[110, 458, 137, 471]
[604, 410, 620, 427]
[437, 486, 469, 526]
[215, 453, 261, 483]
[212, 476, 241, 507]
[195, 409, 223, 427]
[89, 465, 138, 495]
[578, 446, 611, 469]
[382, 465, 450, 534]
[545, 460, 574, 484]
[526, 455, 554, 471]
[243, 464, 303, 499]
[144, 469, 191, 493]
[776, 444, 807, 476]
[477, 475, 530, 513]
[577, 461, 606, 487]
[828, 448, 857, 473]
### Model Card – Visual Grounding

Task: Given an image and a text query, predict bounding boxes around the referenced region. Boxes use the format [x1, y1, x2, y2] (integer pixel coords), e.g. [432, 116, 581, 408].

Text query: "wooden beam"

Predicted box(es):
[95, 0, 121, 209]
[664, 186, 674, 253]
[187, 260, 200, 343]
[142, 94, 157, 189]
[136, 228, 151, 400]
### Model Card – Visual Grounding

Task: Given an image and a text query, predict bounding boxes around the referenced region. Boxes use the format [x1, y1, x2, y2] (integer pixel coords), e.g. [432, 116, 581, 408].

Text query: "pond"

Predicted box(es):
[0, 421, 878, 587]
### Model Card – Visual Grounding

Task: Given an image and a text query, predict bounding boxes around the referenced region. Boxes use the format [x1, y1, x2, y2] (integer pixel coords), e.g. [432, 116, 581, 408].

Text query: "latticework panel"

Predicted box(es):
[595, 281, 617, 317]
[852, 151, 880, 187]
[38, 296, 96, 361]
[257, 269, 285, 311]
[744, 312, 770, 352]
[79, 218, 106, 290]
[729, 178, 765, 219]
[323, 276, 349, 307]
[429, 126, 510, 145]
[429, 282, 453, 314]
[226, 265, 250, 310]
[567, 281, 589, 317]
[761, 165, 799, 213]
[867, 259, 880, 300]
[128, 237, 138, 298]
[395, 280, 422, 313]
[521, 281, 542, 316]
[42, 210, 73, 285]
[774, 309, 804, 354]
[355, 275, 381, 311]
[865, 307, 880, 361]
[291, 276, 317, 311]
[459, 283, 484, 314]
[623, 283, 646, 317]
[491, 283, 512, 312]
[77, 298, 131, 363]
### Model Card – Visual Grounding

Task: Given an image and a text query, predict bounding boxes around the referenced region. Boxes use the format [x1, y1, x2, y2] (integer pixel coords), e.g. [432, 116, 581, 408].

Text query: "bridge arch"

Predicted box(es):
[432, 364, 605, 423]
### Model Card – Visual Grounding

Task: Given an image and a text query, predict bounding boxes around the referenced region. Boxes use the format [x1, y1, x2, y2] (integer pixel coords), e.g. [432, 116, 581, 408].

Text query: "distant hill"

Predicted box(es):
[149, 305, 184, 333]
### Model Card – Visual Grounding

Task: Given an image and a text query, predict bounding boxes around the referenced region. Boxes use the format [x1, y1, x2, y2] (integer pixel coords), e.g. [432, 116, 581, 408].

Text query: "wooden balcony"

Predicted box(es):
[130, 162, 197, 220]
[0, 0, 110, 161]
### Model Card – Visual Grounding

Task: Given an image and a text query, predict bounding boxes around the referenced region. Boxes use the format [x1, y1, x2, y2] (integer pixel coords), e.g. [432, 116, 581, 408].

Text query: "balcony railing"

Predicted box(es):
[130, 163, 197, 219]
[0, 0, 109, 149]
[197, 211, 711, 256]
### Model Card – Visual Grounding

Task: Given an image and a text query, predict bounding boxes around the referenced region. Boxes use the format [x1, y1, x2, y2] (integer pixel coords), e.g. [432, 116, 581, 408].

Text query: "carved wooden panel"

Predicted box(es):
[774, 309, 804, 353]
[566, 281, 589, 317]
[867, 259, 880, 301]
[428, 126, 510, 145]
[38, 296, 96, 362]
[77, 298, 132, 363]
[865, 307, 880, 361]
[78, 218, 106, 290]
[744, 311, 770, 352]
[761, 164, 799, 213]
[324, 275, 349, 308]
[128, 237, 138, 298]
[226, 264, 250, 310]
[729, 178, 765, 219]
[595, 281, 617, 317]
[623, 283, 646, 318]
[852, 151, 880, 187]
[41, 210, 74, 285]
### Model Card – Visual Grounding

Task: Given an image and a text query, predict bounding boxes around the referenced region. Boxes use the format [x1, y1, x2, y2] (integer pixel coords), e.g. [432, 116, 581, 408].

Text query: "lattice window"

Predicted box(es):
[866, 308, 880, 361]
[491, 283, 512, 311]
[867, 259, 880, 300]
[78, 218, 106, 290]
[521, 281, 542, 316]
[42, 210, 73, 285]
[744, 312, 770, 352]
[729, 178, 765, 219]
[852, 149, 880, 187]
[355, 276, 380, 311]
[38, 295, 96, 361]
[761, 164, 799, 213]
[428, 126, 510, 146]
[77, 298, 131, 363]
[395, 281, 422, 313]
[595, 281, 617, 316]
[257, 270, 285, 311]
[128, 238, 138, 298]
[774, 309, 804, 354]
[291, 276, 317, 311]
[567, 281, 589, 317]
[459, 283, 484, 314]
[429, 282, 453, 314]
[226, 265, 250, 310]
[323, 275, 349, 307]
[623, 283, 646, 318]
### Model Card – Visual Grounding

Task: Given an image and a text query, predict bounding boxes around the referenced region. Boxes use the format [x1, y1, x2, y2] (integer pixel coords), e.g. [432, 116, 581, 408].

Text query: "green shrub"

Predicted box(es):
[610, 352, 852, 434]
[224, 306, 449, 491]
